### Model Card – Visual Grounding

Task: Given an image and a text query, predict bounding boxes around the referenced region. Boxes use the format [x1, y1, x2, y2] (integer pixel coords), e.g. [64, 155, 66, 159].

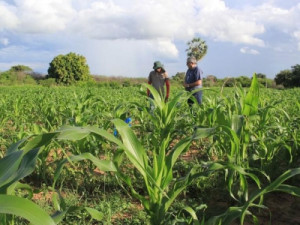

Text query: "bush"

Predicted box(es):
[275, 64, 300, 88]
[48, 52, 92, 85]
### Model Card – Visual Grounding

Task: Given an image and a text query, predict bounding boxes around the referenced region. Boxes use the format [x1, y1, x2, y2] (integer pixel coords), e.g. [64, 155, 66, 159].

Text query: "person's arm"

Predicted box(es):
[165, 78, 170, 101]
[186, 79, 201, 88]
[147, 72, 152, 96]
[147, 81, 151, 96]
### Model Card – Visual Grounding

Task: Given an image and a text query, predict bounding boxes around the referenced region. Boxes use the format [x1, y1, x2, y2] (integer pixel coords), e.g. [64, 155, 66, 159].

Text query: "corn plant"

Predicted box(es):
[203, 166, 300, 225]
[0, 134, 57, 225]
[53, 86, 216, 224]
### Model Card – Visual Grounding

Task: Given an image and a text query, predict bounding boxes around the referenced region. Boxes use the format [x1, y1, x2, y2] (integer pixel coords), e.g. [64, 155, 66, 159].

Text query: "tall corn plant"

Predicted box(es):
[195, 74, 262, 204]
[54, 86, 213, 224]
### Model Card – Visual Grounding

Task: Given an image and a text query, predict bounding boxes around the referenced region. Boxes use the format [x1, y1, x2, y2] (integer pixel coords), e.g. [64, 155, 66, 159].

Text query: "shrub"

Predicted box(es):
[48, 52, 92, 85]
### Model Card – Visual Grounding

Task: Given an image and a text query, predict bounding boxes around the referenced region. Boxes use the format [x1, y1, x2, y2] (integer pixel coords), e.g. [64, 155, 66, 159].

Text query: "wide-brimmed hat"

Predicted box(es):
[153, 61, 165, 72]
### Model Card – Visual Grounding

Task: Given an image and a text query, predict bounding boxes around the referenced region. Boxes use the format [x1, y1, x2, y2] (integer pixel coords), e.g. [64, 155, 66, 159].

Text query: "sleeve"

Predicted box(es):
[148, 71, 152, 83]
[195, 68, 202, 81]
[165, 79, 170, 98]
[147, 72, 152, 96]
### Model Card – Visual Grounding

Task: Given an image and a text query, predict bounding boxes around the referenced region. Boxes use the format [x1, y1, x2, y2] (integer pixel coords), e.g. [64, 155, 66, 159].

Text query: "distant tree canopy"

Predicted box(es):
[256, 73, 266, 79]
[9, 65, 33, 73]
[275, 64, 300, 87]
[172, 72, 185, 82]
[186, 37, 207, 61]
[0, 65, 36, 85]
[48, 52, 92, 85]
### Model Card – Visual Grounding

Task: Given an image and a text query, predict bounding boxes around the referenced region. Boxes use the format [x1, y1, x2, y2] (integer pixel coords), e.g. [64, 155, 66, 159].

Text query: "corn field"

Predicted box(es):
[0, 75, 300, 224]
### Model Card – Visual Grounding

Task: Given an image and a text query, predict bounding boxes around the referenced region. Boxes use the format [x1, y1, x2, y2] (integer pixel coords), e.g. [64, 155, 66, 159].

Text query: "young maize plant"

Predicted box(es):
[0, 134, 57, 225]
[52, 85, 216, 224]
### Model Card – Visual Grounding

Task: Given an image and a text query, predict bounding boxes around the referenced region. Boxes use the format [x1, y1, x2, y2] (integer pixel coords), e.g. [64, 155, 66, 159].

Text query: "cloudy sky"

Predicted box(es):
[0, 0, 300, 79]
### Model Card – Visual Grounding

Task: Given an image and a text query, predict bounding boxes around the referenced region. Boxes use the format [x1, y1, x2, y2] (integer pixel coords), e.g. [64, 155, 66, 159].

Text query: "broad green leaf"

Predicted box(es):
[53, 153, 116, 187]
[182, 206, 201, 225]
[144, 83, 164, 110]
[0, 151, 23, 189]
[85, 207, 104, 221]
[112, 119, 148, 178]
[22, 133, 57, 154]
[231, 115, 244, 136]
[5, 138, 27, 155]
[56, 126, 90, 140]
[242, 73, 259, 116]
[0, 195, 56, 225]
[193, 127, 216, 139]
[1, 148, 40, 192]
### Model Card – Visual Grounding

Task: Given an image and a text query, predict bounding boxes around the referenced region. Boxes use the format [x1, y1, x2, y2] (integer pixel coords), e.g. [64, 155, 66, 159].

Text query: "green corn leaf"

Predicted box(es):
[53, 153, 116, 187]
[240, 168, 300, 224]
[242, 73, 259, 116]
[0, 151, 23, 189]
[112, 119, 148, 178]
[7, 182, 33, 199]
[22, 133, 58, 154]
[5, 138, 27, 155]
[231, 115, 244, 137]
[56, 125, 90, 140]
[193, 127, 216, 139]
[86, 126, 124, 147]
[1, 148, 40, 193]
[144, 83, 164, 110]
[0, 195, 56, 225]
[85, 207, 104, 221]
[182, 206, 201, 225]
[275, 184, 300, 196]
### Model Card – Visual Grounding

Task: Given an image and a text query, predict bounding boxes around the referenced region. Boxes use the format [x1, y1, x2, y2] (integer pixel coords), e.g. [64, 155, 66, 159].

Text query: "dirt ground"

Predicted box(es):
[253, 192, 300, 225]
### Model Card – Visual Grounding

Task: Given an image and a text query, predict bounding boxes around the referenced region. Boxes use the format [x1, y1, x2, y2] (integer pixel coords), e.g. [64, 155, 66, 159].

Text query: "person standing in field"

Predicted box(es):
[147, 61, 170, 102]
[183, 56, 203, 105]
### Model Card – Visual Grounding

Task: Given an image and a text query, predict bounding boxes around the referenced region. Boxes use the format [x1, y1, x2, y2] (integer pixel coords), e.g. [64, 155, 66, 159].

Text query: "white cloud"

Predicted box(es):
[0, 0, 298, 48]
[293, 30, 300, 51]
[14, 0, 75, 33]
[0, 2, 18, 30]
[240, 47, 260, 55]
[147, 39, 179, 58]
[0, 38, 9, 46]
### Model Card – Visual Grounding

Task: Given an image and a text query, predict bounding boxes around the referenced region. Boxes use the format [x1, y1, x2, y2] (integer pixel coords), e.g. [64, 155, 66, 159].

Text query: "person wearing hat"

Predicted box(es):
[147, 61, 170, 102]
[183, 56, 203, 105]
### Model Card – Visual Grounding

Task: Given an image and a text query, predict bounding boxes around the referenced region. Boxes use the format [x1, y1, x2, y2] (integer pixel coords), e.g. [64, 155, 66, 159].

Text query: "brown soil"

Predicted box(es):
[252, 192, 300, 225]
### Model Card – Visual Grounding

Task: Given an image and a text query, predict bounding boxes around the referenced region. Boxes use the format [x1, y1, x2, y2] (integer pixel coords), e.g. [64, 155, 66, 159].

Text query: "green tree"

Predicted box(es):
[48, 52, 91, 85]
[0, 65, 36, 85]
[9, 65, 33, 73]
[291, 64, 300, 87]
[172, 72, 185, 82]
[275, 64, 300, 88]
[275, 69, 292, 87]
[256, 73, 266, 79]
[236, 76, 251, 87]
[186, 37, 207, 61]
[204, 75, 218, 87]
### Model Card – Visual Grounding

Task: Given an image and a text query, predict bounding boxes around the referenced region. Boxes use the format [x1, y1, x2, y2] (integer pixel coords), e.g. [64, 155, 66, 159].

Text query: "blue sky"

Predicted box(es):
[0, 0, 300, 79]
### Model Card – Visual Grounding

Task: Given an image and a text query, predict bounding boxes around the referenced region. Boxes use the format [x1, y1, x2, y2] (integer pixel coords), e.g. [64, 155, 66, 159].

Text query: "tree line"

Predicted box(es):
[0, 38, 299, 88]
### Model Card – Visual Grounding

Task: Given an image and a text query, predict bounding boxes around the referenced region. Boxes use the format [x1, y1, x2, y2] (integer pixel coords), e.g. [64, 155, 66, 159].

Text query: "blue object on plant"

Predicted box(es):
[113, 129, 118, 136]
[125, 117, 132, 126]
[114, 117, 132, 136]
